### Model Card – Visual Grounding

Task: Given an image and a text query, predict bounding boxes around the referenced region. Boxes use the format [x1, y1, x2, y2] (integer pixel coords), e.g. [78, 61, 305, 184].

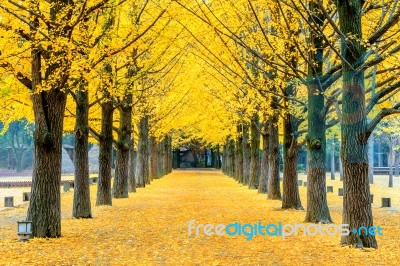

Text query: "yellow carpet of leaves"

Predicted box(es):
[0, 169, 399, 265]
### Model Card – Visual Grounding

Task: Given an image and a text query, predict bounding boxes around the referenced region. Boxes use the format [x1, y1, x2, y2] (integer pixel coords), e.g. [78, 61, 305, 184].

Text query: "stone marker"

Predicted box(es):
[5, 196, 13, 207]
[327, 186, 333, 193]
[23, 192, 31, 201]
[382, 198, 391, 207]
[298, 180, 303, 186]
[338, 188, 344, 196]
[303, 182, 307, 187]
[63, 182, 70, 192]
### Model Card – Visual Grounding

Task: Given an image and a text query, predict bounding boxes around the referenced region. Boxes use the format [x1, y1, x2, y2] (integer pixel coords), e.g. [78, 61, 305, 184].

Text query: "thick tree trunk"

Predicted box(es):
[282, 111, 303, 210]
[338, 0, 377, 248]
[258, 126, 269, 194]
[128, 145, 136, 192]
[28, 90, 67, 237]
[73, 90, 92, 218]
[135, 116, 149, 187]
[268, 115, 281, 200]
[249, 113, 260, 189]
[96, 99, 113, 205]
[113, 94, 133, 198]
[242, 124, 251, 185]
[149, 136, 158, 181]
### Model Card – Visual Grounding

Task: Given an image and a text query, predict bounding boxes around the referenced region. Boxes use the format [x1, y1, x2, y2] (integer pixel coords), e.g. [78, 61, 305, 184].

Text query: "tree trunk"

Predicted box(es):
[242, 124, 251, 185]
[338, 0, 377, 248]
[96, 99, 113, 205]
[368, 134, 374, 183]
[135, 116, 149, 187]
[331, 138, 336, 180]
[128, 144, 136, 192]
[149, 136, 158, 181]
[113, 94, 133, 198]
[73, 90, 92, 218]
[27, 90, 67, 237]
[394, 150, 400, 177]
[163, 135, 170, 175]
[249, 113, 260, 189]
[258, 125, 269, 194]
[388, 140, 394, 187]
[235, 125, 244, 183]
[268, 115, 281, 199]
[282, 111, 303, 210]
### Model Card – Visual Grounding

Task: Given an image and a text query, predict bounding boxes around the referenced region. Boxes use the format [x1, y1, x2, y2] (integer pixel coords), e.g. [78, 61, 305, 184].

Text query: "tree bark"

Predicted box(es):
[258, 122, 269, 194]
[113, 94, 133, 198]
[249, 113, 260, 189]
[128, 144, 136, 192]
[235, 125, 244, 183]
[135, 116, 149, 187]
[28, 89, 67, 237]
[268, 115, 281, 199]
[368, 134, 374, 183]
[96, 99, 113, 205]
[338, 0, 377, 248]
[242, 124, 251, 185]
[331, 138, 336, 180]
[282, 107, 303, 210]
[388, 140, 394, 187]
[149, 136, 158, 181]
[73, 89, 92, 218]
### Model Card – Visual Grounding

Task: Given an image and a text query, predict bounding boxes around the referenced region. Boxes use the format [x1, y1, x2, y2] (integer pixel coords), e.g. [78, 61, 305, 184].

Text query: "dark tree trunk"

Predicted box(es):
[229, 139, 235, 177]
[222, 138, 228, 174]
[388, 142, 394, 187]
[96, 99, 113, 205]
[249, 113, 260, 189]
[163, 135, 171, 175]
[235, 125, 244, 183]
[268, 115, 281, 199]
[113, 94, 133, 198]
[368, 134, 374, 183]
[304, 0, 331, 222]
[128, 144, 136, 192]
[73, 90, 92, 218]
[331, 138, 336, 180]
[258, 121, 269, 194]
[338, 0, 377, 248]
[282, 108, 303, 210]
[149, 136, 158, 181]
[242, 124, 251, 185]
[158, 138, 165, 177]
[216, 145, 221, 169]
[28, 89, 67, 237]
[135, 116, 149, 187]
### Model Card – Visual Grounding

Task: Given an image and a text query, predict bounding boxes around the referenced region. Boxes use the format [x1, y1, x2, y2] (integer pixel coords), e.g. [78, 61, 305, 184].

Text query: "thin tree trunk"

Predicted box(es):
[235, 124, 244, 183]
[268, 115, 281, 199]
[96, 99, 113, 205]
[113, 93, 133, 198]
[388, 140, 394, 187]
[242, 124, 251, 185]
[135, 116, 149, 187]
[128, 144, 136, 193]
[149, 136, 158, 181]
[331, 138, 336, 180]
[259, 122, 269, 194]
[249, 113, 260, 189]
[73, 89, 92, 218]
[368, 134, 374, 183]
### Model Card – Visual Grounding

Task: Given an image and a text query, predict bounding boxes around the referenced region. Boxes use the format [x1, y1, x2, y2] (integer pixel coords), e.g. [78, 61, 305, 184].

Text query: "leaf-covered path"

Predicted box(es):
[0, 169, 399, 265]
